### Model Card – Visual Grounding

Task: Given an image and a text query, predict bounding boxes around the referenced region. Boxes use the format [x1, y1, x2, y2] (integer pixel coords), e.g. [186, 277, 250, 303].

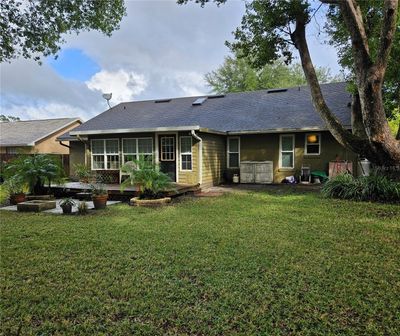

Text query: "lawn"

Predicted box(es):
[1, 191, 399, 335]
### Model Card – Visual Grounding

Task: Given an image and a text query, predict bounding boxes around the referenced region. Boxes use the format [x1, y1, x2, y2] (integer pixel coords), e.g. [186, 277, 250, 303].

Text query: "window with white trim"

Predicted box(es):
[91, 139, 119, 170]
[305, 133, 321, 155]
[180, 136, 192, 171]
[280, 134, 295, 169]
[227, 137, 240, 168]
[122, 138, 153, 164]
[161, 136, 175, 161]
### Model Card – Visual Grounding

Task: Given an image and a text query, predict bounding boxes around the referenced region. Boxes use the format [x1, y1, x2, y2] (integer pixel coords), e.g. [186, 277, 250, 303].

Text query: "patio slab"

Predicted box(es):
[0, 199, 121, 214]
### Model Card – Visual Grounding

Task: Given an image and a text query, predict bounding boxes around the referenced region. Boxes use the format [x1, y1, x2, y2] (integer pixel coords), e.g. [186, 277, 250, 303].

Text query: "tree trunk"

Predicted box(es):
[291, 1, 400, 168]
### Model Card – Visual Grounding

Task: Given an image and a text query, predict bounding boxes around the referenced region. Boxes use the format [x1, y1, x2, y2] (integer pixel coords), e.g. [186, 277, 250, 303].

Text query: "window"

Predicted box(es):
[180, 136, 192, 171]
[122, 138, 153, 164]
[227, 137, 240, 168]
[91, 139, 120, 170]
[6, 147, 18, 154]
[280, 134, 295, 169]
[305, 133, 321, 155]
[161, 137, 175, 161]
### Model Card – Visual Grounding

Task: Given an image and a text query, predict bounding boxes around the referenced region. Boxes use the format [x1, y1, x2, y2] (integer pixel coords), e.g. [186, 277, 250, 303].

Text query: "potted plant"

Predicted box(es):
[73, 163, 92, 183]
[4, 176, 26, 205]
[59, 197, 76, 214]
[91, 183, 108, 209]
[120, 157, 173, 206]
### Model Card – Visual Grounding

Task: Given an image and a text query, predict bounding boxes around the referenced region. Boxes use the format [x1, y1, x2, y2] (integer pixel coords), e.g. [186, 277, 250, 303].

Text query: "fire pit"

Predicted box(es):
[17, 200, 57, 212]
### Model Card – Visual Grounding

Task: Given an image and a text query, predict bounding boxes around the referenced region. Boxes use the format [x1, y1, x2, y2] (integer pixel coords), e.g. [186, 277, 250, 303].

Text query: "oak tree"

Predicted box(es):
[179, 0, 400, 167]
[0, 0, 126, 63]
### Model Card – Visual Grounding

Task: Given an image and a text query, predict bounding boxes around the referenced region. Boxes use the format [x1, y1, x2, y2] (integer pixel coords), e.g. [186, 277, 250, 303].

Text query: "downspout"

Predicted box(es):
[59, 141, 71, 149]
[191, 130, 203, 185]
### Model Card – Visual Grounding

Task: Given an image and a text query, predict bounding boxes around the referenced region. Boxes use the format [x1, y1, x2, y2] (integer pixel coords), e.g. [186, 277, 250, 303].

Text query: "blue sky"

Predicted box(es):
[47, 49, 100, 82]
[1, 0, 341, 121]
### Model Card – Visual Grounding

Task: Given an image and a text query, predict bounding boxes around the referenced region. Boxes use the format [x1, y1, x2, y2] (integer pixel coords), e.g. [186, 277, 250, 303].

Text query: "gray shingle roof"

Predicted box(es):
[71, 82, 351, 135]
[0, 118, 81, 146]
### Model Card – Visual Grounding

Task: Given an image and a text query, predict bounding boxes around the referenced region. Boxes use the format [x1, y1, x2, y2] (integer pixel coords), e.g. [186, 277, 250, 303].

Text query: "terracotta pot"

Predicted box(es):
[61, 204, 72, 214]
[92, 194, 108, 210]
[10, 193, 26, 205]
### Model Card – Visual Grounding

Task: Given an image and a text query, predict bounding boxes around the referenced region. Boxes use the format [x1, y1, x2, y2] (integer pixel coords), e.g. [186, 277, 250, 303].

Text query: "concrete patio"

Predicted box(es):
[0, 199, 121, 214]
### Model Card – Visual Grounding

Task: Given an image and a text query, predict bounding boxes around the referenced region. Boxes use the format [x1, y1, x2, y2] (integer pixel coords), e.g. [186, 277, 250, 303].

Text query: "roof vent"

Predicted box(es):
[267, 88, 288, 93]
[192, 97, 207, 106]
[208, 94, 225, 99]
[155, 99, 171, 103]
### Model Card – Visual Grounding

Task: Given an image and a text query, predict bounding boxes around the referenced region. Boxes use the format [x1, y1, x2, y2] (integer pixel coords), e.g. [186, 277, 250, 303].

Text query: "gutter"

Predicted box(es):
[191, 130, 203, 185]
[77, 135, 89, 166]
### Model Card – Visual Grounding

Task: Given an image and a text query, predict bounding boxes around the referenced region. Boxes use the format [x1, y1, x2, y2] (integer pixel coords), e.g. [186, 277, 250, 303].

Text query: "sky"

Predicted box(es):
[0, 0, 341, 122]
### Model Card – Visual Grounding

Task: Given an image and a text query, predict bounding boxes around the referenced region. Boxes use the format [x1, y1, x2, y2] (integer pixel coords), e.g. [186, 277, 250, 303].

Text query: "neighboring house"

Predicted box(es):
[62, 82, 358, 186]
[0, 118, 82, 155]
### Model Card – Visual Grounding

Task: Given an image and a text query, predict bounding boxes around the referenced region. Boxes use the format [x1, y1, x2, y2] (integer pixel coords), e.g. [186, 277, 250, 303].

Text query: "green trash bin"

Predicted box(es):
[311, 170, 328, 183]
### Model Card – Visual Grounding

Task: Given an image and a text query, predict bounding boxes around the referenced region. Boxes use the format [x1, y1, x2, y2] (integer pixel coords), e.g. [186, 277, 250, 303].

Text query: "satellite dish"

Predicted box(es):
[102, 93, 112, 108]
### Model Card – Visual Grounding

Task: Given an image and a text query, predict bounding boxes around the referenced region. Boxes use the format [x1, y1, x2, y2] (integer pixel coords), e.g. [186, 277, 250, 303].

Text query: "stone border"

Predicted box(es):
[130, 197, 172, 207]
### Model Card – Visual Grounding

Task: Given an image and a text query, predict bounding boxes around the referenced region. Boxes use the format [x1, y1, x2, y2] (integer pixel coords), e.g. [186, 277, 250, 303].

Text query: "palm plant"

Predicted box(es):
[120, 157, 172, 199]
[5, 154, 64, 195]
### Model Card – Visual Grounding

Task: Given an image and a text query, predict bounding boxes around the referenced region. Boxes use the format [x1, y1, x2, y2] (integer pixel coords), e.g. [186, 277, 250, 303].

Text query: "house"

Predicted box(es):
[0, 118, 82, 155]
[62, 82, 358, 186]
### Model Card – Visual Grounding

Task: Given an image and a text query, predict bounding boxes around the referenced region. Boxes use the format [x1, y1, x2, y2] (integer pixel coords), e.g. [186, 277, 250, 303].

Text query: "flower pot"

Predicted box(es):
[10, 193, 26, 205]
[61, 204, 73, 214]
[92, 194, 108, 209]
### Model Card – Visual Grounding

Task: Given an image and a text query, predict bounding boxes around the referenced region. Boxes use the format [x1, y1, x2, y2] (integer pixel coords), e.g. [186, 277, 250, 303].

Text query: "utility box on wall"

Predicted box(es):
[240, 161, 273, 184]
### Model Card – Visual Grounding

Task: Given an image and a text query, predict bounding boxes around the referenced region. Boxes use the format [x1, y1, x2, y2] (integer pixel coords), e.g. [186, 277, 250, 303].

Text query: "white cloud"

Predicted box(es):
[86, 69, 148, 102]
[5, 102, 90, 121]
[174, 71, 207, 96]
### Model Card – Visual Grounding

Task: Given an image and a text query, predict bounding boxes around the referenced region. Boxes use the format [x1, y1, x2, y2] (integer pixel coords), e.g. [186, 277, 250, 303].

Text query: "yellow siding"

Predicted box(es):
[240, 131, 358, 182]
[201, 133, 226, 187]
[177, 131, 199, 185]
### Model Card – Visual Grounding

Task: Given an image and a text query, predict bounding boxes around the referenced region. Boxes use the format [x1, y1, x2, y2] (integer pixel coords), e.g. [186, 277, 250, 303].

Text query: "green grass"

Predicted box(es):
[1, 191, 399, 335]
[0, 185, 9, 205]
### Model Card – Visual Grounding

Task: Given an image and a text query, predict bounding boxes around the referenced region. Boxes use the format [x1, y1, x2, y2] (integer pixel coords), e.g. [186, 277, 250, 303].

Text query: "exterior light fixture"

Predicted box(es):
[307, 134, 318, 143]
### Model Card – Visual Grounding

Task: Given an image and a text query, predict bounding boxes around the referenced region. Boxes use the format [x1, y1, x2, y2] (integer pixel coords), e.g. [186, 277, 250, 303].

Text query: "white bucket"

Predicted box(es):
[233, 174, 240, 184]
[359, 159, 371, 176]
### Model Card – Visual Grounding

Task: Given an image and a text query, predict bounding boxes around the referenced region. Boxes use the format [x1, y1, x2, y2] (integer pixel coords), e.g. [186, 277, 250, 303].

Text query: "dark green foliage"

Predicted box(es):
[205, 55, 342, 94]
[1, 192, 399, 334]
[120, 157, 173, 199]
[1, 0, 126, 63]
[0, 115, 20, 122]
[325, 2, 400, 118]
[5, 154, 64, 195]
[322, 173, 400, 203]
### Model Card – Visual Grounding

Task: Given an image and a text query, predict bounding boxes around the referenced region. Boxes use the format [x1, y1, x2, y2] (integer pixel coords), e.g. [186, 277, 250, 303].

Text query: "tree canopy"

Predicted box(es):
[179, 0, 400, 166]
[205, 55, 342, 94]
[0, 0, 126, 63]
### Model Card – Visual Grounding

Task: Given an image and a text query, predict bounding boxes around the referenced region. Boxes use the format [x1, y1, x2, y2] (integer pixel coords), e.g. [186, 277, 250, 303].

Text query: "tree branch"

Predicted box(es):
[291, 18, 369, 155]
[336, 0, 372, 72]
[376, 0, 399, 74]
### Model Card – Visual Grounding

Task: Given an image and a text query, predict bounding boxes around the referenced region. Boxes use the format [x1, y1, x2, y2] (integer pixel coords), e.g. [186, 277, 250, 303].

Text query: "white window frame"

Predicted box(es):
[160, 136, 175, 161]
[91, 139, 120, 171]
[122, 137, 154, 164]
[180, 136, 192, 171]
[227, 136, 240, 169]
[305, 133, 321, 155]
[279, 134, 295, 169]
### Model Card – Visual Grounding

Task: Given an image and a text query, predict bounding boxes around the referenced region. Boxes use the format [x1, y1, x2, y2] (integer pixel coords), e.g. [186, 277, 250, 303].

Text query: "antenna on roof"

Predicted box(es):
[102, 93, 112, 109]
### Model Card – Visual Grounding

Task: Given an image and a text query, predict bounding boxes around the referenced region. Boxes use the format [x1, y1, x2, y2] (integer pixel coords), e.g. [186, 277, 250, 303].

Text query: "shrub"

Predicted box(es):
[5, 154, 64, 195]
[120, 157, 173, 199]
[77, 201, 89, 215]
[322, 173, 400, 203]
[73, 163, 91, 182]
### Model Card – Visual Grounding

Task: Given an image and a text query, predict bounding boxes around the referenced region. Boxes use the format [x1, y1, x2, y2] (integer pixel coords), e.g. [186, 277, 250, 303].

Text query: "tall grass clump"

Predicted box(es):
[322, 172, 400, 203]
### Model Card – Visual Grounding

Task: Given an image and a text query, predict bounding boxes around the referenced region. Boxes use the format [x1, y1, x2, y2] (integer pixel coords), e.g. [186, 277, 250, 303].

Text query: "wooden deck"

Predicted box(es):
[50, 182, 200, 199]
